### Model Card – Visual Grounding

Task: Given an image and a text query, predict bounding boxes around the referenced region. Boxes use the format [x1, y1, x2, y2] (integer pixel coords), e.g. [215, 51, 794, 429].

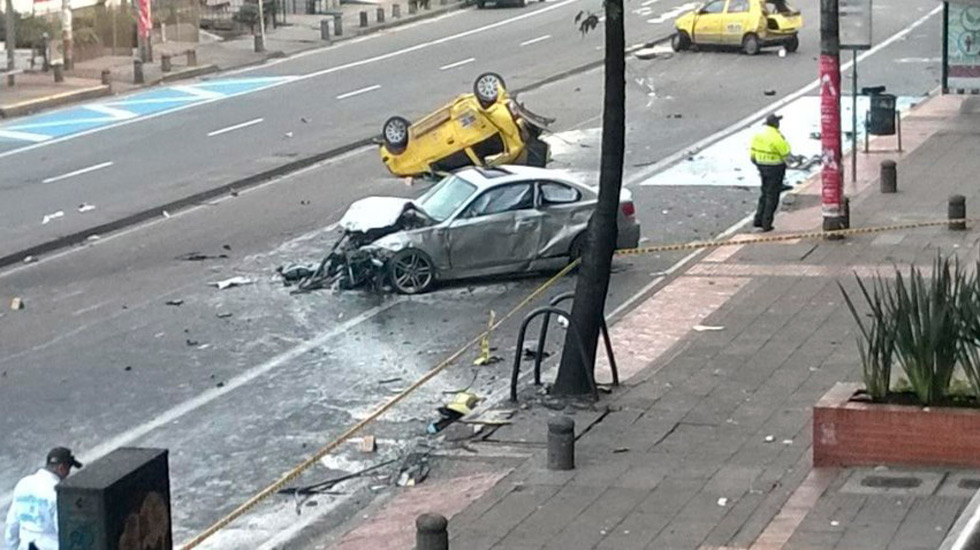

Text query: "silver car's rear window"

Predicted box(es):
[418, 175, 478, 222]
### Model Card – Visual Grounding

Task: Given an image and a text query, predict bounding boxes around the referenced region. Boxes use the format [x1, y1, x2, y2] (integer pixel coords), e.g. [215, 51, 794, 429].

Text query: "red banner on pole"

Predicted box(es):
[819, 53, 842, 218]
[138, 0, 152, 39]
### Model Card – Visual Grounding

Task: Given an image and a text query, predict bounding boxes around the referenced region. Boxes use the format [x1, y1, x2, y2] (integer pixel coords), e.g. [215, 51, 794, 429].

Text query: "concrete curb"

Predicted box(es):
[158, 63, 221, 84]
[0, 85, 111, 118]
[0, 31, 672, 270]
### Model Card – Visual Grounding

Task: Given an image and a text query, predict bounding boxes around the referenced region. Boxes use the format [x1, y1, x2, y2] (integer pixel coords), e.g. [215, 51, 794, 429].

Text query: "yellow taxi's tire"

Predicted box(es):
[671, 31, 691, 52]
[474, 72, 506, 108]
[741, 33, 761, 55]
[525, 138, 549, 168]
[382, 116, 411, 153]
[785, 35, 799, 53]
[388, 249, 436, 294]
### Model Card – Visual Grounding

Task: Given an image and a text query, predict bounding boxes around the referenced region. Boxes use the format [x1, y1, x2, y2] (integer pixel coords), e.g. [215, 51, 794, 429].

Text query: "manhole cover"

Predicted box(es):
[958, 478, 980, 490]
[861, 476, 922, 489]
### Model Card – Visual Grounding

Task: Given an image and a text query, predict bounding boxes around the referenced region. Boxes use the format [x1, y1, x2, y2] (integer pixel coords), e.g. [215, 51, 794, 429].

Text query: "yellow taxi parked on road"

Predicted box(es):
[379, 73, 552, 179]
[672, 0, 802, 55]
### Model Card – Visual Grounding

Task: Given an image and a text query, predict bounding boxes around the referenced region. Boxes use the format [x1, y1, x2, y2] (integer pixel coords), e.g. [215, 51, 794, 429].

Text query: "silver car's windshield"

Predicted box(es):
[417, 175, 478, 222]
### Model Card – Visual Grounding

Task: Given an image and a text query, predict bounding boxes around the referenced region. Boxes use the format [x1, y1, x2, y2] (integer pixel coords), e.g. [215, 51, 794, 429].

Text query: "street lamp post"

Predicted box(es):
[255, 0, 266, 52]
[61, 0, 73, 69]
[820, 0, 844, 234]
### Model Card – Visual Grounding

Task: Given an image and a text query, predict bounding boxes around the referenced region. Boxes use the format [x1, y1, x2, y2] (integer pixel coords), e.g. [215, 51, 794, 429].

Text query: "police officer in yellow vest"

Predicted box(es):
[750, 114, 793, 232]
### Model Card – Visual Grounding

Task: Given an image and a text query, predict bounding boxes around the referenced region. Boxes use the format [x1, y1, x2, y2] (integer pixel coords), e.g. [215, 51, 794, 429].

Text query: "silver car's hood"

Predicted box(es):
[338, 197, 419, 233]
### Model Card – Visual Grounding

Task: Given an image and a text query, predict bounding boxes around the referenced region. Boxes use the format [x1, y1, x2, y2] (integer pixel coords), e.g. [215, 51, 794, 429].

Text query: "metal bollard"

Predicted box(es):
[320, 18, 331, 41]
[333, 13, 343, 36]
[949, 195, 967, 231]
[416, 513, 449, 550]
[547, 416, 575, 471]
[161, 54, 172, 73]
[186, 49, 197, 66]
[133, 59, 144, 84]
[880, 160, 897, 193]
[409, 0, 417, 14]
[392, 3, 400, 17]
[359, 10, 368, 27]
[376, 6, 385, 22]
[100, 69, 111, 85]
[52, 62, 64, 83]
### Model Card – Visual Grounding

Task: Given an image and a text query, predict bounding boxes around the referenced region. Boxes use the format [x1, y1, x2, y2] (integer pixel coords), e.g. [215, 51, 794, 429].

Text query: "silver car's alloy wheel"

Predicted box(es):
[389, 249, 435, 294]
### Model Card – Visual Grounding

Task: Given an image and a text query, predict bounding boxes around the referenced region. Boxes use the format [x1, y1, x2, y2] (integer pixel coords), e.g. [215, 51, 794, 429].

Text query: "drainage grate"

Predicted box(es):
[861, 476, 922, 489]
[959, 479, 980, 490]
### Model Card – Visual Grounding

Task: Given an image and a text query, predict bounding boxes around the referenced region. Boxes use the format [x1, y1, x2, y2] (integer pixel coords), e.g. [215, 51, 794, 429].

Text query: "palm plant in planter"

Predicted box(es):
[838, 274, 894, 401]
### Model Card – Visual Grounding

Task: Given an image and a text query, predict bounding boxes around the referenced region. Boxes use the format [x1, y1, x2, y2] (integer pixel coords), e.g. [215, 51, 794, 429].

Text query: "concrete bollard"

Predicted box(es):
[949, 195, 967, 231]
[254, 34, 266, 53]
[133, 59, 144, 84]
[320, 18, 331, 41]
[333, 13, 343, 36]
[100, 69, 111, 86]
[186, 49, 197, 66]
[409, 1, 417, 14]
[547, 416, 575, 471]
[392, 3, 400, 17]
[161, 54, 172, 73]
[880, 160, 897, 193]
[53, 62, 64, 83]
[376, 6, 385, 22]
[359, 10, 368, 27]
[416, 513, 449, 550]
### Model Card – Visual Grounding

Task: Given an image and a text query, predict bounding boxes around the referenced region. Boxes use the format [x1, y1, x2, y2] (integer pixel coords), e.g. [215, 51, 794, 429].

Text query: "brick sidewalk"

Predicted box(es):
[319, 94, 980, 550]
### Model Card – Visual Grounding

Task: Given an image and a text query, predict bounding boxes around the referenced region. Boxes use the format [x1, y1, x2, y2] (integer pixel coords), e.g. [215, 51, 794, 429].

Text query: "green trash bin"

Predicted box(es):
[867, 92, 897, 136]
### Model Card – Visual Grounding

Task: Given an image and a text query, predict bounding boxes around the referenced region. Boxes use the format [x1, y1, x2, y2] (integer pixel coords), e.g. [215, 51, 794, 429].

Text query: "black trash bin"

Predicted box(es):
[866, 90, 897, 136]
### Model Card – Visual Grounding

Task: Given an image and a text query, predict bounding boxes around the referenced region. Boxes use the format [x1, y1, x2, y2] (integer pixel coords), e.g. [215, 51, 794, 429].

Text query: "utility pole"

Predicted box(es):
[61, 0, 72, 69]
[820, 0, 844, 233]
[138, 0, 151, 62]
[5, 0, 15, 72]
[255, 0, 266, 52]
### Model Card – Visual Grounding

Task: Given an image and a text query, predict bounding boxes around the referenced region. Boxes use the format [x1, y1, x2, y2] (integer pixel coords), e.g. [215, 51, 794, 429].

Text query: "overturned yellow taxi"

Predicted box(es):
[672, 0, 802, 55]
[379, 73, 553, 179]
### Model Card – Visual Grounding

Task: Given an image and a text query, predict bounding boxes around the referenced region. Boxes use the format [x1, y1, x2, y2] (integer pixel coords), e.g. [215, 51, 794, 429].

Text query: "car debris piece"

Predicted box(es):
[462, 409, 516, 426]
[22, 256, 36, 264]
[77, 203, 96, 213]
[177, 252, 229, 261]
[692, 325, 724, 332]
[10, 297, 24, 310]
[165, 299, 184, 306]
[396, 453, 430, 487]
[210, 276, 254, 290]
[428, 391, 481, 434]
[359, 436, 377, 454]
[216, 312, 233, 319]
[279, 459, 398, 495]
[764, 90, 777, 96]
[41, 211, 64, 225]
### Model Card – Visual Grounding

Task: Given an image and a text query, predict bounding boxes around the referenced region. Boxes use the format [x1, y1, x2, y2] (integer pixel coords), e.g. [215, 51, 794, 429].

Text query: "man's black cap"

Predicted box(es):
[765, 113, 783, 126]
[47, 447, 83, 468]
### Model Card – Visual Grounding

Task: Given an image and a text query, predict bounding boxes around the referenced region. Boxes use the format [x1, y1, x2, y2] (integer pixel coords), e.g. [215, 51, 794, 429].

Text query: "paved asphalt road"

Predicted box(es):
[0, 0, 943, 547]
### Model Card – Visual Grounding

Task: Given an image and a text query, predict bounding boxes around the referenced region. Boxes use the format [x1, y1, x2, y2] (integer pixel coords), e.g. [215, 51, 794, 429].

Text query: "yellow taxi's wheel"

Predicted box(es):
[671, 31, 691, 52]
[474, 72, 506, 108]
[785, 35, 799, 53]
[741, 33, 761, 55]
[382, 116, 410, 153]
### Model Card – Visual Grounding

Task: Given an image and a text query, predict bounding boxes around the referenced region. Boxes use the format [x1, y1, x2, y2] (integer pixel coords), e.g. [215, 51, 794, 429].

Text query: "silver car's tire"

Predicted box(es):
[382, 116, 411, 152]
[474, 72, 506, 108]
[388, 249, 436, 294]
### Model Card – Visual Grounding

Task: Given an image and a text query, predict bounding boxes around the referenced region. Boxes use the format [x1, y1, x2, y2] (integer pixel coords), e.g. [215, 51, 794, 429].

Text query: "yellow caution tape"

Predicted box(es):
[182, 216, 974, 549]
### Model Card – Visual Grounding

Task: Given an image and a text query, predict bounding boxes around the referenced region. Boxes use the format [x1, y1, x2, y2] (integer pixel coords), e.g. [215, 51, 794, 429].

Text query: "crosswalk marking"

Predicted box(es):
[0, 129, 52, 142]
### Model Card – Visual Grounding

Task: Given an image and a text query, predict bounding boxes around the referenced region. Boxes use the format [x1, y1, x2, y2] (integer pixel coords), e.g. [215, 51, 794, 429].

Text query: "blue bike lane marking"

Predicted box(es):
[0, 76, 294, 150]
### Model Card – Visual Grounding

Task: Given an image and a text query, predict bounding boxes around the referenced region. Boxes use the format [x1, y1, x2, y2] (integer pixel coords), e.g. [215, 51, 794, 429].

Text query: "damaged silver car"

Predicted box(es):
[288, 165, 641, 294]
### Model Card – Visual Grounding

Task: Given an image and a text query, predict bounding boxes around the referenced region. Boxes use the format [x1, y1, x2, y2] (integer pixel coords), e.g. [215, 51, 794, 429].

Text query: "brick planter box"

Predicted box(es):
[813, 382, 980, 468]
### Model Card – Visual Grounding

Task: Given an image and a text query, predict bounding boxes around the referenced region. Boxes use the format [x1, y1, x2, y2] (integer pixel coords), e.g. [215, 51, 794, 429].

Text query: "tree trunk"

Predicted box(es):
[551, 0, 625, 396]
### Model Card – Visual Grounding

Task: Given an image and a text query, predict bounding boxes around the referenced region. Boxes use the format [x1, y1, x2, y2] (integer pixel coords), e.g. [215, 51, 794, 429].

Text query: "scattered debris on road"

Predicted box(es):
[165, 299, 184, 306]
[359, 436, 377, 454]
[10, 297, 24, 310]
[428, 391, 481, 434]
[216, 312, 233, 319]
[377, 377, 403, 385]
[764, 435, 775, 443]
[764, 89, 777, 96]
[396, 453, 430, 487]
[693, 325, 724, 332]
[41, 211, 64, 225]
[77, 203, 96, 213]
[279, 458, 399, 496]
[717, 497, 728, 506]
[210, 276, 254, 290]
[22, 256, 36, 264]
[177, 252, 229, 261]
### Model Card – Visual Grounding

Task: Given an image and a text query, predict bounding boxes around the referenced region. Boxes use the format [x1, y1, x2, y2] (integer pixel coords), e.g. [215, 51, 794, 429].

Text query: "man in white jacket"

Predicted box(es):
[4, 448, 82, 550]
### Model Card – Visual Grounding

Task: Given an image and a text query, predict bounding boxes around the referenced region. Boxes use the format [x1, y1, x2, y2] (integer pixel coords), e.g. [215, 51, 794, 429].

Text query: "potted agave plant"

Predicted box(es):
[814, 255, 980, 468]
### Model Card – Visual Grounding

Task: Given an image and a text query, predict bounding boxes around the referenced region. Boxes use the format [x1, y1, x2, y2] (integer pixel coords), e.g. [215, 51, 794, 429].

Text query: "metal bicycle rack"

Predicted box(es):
[508, 292, 620, 402]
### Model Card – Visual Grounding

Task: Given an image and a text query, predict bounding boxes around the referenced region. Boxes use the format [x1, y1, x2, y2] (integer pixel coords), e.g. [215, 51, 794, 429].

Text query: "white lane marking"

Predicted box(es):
[207, 117, 265, 137]
[170, 84, 226, 100]
[0, 0, 578, 160]
[0, 129, 52, 142]
[439, 57, 476, 70]
[520, 34, 551, 46]
[641, 0, 660, 5]
[627, 3, 943, 187]
[337, 84, 382, 100]
[648, 2, 697, 24]
[107, 97, 207, 106]
[41, 161, 114, 184]
[83, 104, 138, 120]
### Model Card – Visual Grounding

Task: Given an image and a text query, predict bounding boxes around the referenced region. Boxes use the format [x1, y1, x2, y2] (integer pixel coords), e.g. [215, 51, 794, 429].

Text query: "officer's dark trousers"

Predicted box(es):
[754, 163, 786, 230]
